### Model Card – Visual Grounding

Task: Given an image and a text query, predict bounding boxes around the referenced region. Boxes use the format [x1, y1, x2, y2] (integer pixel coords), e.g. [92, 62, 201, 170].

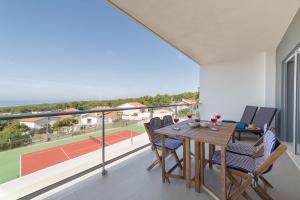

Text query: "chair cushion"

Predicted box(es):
[212, 151, 255, 173]
[155, 138, 183, 150]
[227, 143, 256, 157]
[260, 129, 280, 173]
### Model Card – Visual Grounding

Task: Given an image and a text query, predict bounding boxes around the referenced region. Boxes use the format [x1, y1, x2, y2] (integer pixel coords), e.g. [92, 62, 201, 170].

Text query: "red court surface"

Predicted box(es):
[21, 130, 139, 176]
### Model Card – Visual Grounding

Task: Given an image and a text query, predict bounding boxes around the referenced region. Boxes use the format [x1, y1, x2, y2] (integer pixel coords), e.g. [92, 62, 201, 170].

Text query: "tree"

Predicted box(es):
[0, 120, 30, 141]
[53, 118, 78, 131]
[0, 91, 199, 114]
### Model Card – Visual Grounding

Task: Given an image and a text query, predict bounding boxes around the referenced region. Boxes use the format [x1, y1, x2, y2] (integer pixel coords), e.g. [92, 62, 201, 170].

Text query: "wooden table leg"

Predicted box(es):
[232, 132, 236, 143]
[161, 135, 166, 183]
[200, 142, 205, 188]
[184, 137, 191, 188]
[209, 144, 215, 169]
[194, 141, 200, 192]
[221, 146, 227, 200]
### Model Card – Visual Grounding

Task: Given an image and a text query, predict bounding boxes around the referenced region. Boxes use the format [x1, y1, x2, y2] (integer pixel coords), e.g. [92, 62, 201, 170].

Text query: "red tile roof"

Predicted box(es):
[129, 102, 145, 107]
[19, 117, 45, 123]
[64, 108, 79, 112]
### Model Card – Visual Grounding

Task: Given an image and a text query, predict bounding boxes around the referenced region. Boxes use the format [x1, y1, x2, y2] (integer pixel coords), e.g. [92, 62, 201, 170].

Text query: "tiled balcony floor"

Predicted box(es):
[39, 134, 300, 200]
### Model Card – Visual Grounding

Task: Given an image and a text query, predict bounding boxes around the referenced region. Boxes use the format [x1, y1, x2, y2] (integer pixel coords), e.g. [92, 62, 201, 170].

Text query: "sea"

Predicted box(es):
[0, 100, 60, 108]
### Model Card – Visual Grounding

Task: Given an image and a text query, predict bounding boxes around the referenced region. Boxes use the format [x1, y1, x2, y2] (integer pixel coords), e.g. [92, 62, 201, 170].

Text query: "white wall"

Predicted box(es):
[199, 52, 276, 121]
[264, 49, 276, 107]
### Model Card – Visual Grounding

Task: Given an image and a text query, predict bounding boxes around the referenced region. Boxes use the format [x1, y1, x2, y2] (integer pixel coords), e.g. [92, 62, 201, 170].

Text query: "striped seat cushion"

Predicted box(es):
[227, 143, 256, 157]
[227, 123, 269, 157]
[259, 129, 280, 173]
[212, 151, 255, 173]
[155, 138, 183, 150]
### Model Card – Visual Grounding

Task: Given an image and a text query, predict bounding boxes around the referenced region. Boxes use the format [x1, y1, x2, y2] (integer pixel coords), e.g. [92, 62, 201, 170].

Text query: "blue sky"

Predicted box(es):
[0, 0, 199, 104]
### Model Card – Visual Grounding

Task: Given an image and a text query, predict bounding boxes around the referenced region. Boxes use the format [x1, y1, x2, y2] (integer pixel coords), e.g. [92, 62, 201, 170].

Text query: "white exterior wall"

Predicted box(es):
[80, 116, 99, 126]
[20, 122, 41, 129]
[199, 51, 276, 121]
[264, 49, 276, 107]
[20, 118, 58, 129]
[80, 115, 117, 125]
[117, 103, 147, 116]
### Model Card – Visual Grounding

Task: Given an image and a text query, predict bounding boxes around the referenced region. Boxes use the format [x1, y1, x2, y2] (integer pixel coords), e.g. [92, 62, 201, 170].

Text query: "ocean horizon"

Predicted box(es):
[0, 100, 65, 108]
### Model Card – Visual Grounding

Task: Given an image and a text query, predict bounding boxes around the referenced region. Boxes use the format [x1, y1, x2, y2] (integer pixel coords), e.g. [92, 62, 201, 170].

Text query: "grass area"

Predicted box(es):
[0, 124, 145, 184]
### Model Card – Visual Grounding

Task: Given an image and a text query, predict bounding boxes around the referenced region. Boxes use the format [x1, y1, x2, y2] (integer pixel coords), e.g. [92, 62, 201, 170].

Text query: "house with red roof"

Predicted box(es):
[117, 102, 147, 116]
[19, 117, 59, 129]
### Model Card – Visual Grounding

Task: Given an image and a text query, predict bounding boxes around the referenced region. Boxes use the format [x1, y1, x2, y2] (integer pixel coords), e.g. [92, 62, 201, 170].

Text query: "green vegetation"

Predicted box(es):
[178, 108, 190, 117]
[53, 118, 78, 131]
[0, 92, 198, 114]
[0, 124, 145, 184]
[0, 120, 31, 150]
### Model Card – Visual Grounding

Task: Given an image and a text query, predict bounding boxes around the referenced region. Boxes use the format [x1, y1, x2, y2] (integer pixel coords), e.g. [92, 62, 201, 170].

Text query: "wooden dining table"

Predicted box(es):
[155, 120, 236, 200]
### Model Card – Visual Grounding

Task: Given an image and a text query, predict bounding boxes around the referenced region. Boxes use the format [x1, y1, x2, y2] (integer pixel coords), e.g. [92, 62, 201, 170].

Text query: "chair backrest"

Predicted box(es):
[162, 115, 174, 127]
[252, 107, 277, 129]
[240, 106, 258, 125]
[255, 129, 280, 174]
[144, 117, 162, 144]
[263, 123, 268, 133]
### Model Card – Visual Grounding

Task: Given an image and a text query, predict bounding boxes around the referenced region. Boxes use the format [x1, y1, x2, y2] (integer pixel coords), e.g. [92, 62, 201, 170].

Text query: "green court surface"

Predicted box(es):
[0, 124, 145, 184]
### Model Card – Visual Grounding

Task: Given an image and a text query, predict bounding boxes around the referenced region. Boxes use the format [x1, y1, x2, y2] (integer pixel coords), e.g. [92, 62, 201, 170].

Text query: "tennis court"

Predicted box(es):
[20, 130, 139, 176]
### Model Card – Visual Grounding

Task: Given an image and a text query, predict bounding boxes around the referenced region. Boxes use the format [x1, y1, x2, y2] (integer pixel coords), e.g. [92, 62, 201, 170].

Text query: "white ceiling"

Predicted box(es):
[107, 0, 300, 65]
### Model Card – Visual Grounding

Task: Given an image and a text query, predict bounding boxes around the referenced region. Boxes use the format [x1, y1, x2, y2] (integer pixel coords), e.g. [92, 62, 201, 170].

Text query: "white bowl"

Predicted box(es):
[200, 122, 209, 128]
[188, 122, 200, 128]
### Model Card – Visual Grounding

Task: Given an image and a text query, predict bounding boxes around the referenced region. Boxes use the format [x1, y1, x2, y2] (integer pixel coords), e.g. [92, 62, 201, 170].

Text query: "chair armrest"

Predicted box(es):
[222, 120, 237, 123]
[254, 137, 264, 147]
[254, 146, 264, 158]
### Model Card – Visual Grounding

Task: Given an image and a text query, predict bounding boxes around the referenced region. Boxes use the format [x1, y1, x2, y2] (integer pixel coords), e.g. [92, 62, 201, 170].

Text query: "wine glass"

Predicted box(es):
[215, 113, 221, 124]
[174, 117, 179, 123]
[211, 115, 217, 126]
[187, 113, 193, 120]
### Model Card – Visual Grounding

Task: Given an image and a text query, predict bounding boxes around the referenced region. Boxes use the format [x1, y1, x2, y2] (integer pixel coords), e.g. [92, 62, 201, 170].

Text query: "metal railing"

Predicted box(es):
[0, 103, 193, 199]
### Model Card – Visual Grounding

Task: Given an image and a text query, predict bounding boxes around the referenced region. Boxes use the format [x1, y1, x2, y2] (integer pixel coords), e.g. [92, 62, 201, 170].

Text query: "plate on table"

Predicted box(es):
[210, 127, 219, 131]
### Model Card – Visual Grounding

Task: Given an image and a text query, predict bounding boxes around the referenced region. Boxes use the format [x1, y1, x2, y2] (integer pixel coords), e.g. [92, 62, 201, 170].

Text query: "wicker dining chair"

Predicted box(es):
[212, 128, 286, 200]
[162, 115, 174, 126]
[144, 117, 183, 182]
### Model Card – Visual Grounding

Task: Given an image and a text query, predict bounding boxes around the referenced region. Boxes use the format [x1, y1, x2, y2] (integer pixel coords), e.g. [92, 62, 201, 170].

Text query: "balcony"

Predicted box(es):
[35, 136, 300, 200]
[1, 0, 300, 199]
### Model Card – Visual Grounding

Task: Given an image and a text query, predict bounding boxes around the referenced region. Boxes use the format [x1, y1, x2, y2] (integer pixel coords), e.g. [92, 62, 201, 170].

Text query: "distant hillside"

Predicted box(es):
[0, 92, 199, 114]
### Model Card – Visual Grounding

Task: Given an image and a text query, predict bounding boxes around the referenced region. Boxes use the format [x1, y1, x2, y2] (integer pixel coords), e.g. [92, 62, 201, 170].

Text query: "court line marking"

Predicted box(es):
[60, 147, 70, 160]
[21, 131, 139, 175]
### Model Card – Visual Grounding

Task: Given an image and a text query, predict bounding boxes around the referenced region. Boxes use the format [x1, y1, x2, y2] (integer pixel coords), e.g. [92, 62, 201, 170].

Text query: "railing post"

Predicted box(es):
[175, 106, 178, 116]
[46, 117, 50, 141]
[150, 108, 154, 119]
[101, 112, 108, 176]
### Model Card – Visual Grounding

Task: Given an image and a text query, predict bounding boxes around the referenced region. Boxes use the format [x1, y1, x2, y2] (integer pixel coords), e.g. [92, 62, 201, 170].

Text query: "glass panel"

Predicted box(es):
[297, 53, 300, 155]
[286, 60, 295, 143]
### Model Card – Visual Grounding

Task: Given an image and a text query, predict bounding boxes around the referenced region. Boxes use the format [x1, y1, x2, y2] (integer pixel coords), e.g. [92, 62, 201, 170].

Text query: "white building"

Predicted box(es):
[79, 112, 119, 126]
[19, 117, 59, 129]
[117, 102, 147, 117]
